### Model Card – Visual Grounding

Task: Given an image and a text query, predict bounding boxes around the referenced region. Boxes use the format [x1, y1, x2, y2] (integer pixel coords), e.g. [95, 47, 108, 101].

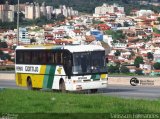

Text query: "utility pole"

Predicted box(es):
[17, 0, 19, 45]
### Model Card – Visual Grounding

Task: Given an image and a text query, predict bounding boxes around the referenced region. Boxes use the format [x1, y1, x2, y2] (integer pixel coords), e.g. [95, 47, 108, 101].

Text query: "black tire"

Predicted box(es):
[90, 89, 98, 93]
[59, 80, 66, 93]
[27, 78, 33, 90]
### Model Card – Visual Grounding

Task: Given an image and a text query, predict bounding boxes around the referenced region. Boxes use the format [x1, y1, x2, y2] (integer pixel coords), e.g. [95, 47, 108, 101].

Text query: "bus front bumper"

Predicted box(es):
[69, 79, 108, 91]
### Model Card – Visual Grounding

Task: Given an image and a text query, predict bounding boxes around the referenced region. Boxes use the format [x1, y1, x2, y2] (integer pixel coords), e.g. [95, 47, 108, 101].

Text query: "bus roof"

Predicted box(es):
[16, 45, 105, 52]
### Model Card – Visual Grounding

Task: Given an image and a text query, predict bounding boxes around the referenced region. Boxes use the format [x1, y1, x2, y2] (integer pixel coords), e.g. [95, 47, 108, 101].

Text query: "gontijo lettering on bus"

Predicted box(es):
[16, 65, 40, 74]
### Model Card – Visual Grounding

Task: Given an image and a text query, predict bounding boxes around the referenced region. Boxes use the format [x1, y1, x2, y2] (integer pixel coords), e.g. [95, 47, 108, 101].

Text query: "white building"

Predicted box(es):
[19, 28, 30, 44]
[25, 2, 52, 20]
[9, 5, 15, 12]
[25, 3, 34, 19]
[94, 3, 124, 17]
[95, 3, 114, 15]
[0, 1, 14, 22]
[4, 1, 9, 11]
[154, 49, 160, 62]
[0, 10, 14, 22]
[117, 6, 124, 13]
[63, 8, 68, 17]
[40, 2, 46, 16]
[7, 10, 14, 22]
[54, 9, 62, 15]
[73, 10, 78, 16]
[25, 2, 29, 19]
[103, 35, 113, 47]
[113, 43, 127, 49]
[54, 5, 78, 18]
[46, 6, 53, 20]
[136, 10, 154, 17]
[35, 3, 40, 19]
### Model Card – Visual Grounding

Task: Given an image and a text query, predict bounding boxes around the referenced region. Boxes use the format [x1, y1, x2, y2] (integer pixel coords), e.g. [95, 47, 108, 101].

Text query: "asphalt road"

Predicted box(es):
[0, 80, 23, 89]
[100, 85, 160, 100]
[0, 79, 160, 100]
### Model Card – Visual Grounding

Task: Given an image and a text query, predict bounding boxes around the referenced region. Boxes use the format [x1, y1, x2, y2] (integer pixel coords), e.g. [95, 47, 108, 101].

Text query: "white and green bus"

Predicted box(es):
[15, 45, 108, 92]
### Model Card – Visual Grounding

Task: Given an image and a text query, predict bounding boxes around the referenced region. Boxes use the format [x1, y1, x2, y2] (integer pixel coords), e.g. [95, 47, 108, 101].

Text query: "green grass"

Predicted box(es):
[0, 89, 160, 114]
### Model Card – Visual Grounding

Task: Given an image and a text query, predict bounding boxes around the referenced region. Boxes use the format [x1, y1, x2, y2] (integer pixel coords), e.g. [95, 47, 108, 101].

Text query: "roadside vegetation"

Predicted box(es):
[0, 89, 160, 114]
[0, 66, 14, 71]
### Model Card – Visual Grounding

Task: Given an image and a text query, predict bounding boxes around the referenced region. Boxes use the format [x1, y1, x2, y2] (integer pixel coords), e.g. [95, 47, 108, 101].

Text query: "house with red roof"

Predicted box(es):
[53, 31, 66, 39]
[98, 24, 110, 31]
[152, 33, 160, 38]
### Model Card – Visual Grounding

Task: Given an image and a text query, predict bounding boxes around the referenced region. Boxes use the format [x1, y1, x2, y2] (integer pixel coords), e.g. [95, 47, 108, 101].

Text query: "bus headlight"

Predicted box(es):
[73, 80, 82, 83]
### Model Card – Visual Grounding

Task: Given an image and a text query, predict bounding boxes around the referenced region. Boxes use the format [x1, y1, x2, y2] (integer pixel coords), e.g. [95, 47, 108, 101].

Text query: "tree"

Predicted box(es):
[0, 42, 8, 48]
[123, 21, 130, 27]
[143, 35, 152, 42]
[105, 30, 125, 41]
[1, 54, 11, 60]
[30, 38, 36, 44]
[157, 17, 160, 22]
[14, 12, 25, 23]
[0, 21, 16, 29]
[153, 62, 160, 70]
[64, 36, 71, 39]
[153, 28, 160, 34]
[122, 0, 129, 4]
[0, 50, 4, 56]
[134, 56, 144, 68]
[34, 16, 48, 26]
[114, 50, 121, 56]
[120, 66, 130, 73]
[11, 45, 17, 50]
[108, 65, 120, 73]
[129, 51, 135, 59]
[147, 52, 154, 61]
[117, 23, 122, 27]
[135, 69, 143, 75]
[56, 13, 65, 22]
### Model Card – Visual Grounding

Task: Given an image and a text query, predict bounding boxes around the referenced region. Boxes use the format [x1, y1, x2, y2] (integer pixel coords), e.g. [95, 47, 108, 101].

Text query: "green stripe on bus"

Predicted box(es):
[52, 46, 62, 49]
[91, 74, 100, 81]
[47, 65, 56, 88]
[43, 65, 51, 89]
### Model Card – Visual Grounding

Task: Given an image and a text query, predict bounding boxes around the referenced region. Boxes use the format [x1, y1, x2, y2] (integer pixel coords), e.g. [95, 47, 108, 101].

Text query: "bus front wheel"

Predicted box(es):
[59, 79, 66, 93]
[27, 78, 33, 90]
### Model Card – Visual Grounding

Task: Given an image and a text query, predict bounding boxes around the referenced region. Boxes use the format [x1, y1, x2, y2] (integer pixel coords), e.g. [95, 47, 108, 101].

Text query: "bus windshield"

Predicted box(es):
[72, 51, 107, 75]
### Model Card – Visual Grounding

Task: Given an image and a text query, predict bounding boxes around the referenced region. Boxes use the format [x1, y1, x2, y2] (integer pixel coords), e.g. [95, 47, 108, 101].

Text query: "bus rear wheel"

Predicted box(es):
[90, 89, 98, 93]
[27, 78, 33, 90]
[59, 80, 66, 93]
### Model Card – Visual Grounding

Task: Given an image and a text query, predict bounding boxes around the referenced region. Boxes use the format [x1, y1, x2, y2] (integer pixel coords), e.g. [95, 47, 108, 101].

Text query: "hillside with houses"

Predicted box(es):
[0, 2, 160, 76]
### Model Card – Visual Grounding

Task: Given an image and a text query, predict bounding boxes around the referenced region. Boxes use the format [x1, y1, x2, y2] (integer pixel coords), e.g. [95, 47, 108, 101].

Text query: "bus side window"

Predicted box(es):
[24, 51, 31, 64]
[52, 52, 55, 64]
[38, 51, 46, 64]
[17, 51, 23, 64]
[55, 53, 58, 64]
[55, 52, 62, 64]
[47, 52, 54, 64]
[61, 53, 63, 64]
[63, 52, 72, 76]
[31, 51, 38, 64]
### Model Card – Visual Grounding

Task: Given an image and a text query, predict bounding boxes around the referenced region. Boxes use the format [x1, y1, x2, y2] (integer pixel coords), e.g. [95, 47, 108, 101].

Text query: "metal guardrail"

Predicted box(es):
[0, 71, 15, 74]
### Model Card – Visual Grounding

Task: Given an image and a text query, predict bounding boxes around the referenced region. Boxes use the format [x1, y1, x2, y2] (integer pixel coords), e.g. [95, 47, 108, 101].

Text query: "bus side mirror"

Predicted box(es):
[68, 75, 71, 79]
[106, 58, 108, 63]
